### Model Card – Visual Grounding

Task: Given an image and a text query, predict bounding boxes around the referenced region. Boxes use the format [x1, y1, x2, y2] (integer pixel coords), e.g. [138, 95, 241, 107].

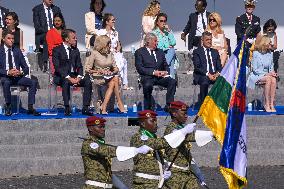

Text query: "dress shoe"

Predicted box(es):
[4, 104, 12, 116]
[64, 107, 72, 116]
[164, 105, 170, 113]
[82, 108, 93, 116]
[27, 108, 41, 116]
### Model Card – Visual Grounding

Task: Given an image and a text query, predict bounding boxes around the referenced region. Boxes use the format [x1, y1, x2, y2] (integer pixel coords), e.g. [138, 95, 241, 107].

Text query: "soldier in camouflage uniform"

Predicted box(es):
[81, 116, 152, 189]
[163, 101, 200, 189]
[130, 110, 196, 189]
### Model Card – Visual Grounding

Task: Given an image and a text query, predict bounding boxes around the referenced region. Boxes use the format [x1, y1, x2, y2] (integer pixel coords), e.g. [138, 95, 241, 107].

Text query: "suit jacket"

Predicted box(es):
[193, 47, 222, 85]
[235, 14, 261, 43]
[135, 47, 169, 79]
[0, 6, 9, 28]
[32, 3, 62, 35]
[52, 44, 83, 81]
[0, 45, 29, 77]
[183, 11, 211, 50]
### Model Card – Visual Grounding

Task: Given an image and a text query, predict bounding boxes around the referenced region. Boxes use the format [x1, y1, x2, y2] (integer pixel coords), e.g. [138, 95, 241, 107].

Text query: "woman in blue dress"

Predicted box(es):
[247, 35, 277, 112]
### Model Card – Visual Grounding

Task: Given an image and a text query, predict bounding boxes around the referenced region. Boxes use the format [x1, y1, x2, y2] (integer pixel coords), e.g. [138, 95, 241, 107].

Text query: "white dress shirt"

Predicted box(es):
[146, 47, 157, 62]
[63, 44, 82, 79]
[4, 45, 15, 73]
[196, 11, 208, 37]
[0, 9, 3, 27]
[43, 3, 53, 30]
[203, 47, 215, 75]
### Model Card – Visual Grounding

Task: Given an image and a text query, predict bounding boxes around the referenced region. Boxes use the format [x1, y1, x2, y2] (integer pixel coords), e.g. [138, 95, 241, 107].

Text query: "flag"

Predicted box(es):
[198, 40, 248, 188]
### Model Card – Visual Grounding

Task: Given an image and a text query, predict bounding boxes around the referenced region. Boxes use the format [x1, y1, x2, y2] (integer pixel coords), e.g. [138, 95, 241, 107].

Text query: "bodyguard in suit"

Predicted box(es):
[33, 0, 62, 68]
[52, 29, 93, 116]
[135, 32, 177, 111]
[181, 0, 210, 51]
[0, 29, 40, 116]
[235, 0, 260, 44]
[193, 31, 222, 107]
[0, 5, 9, 28]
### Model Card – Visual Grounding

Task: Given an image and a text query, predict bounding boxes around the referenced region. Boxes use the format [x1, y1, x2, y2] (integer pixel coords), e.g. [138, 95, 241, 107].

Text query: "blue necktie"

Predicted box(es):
[47, 7, 53, 29]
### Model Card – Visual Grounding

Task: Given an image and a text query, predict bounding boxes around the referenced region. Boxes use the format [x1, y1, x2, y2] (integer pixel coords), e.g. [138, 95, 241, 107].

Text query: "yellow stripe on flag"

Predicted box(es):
[220, 166, 248, 189]
[198, 96, 227, 144]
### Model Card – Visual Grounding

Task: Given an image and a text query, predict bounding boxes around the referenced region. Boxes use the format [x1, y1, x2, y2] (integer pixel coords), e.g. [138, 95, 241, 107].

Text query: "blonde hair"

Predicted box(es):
[93, 35, 111, 55]
[143, 0, 160, 16]
[254, 35, 271, 53]
[206, 12, 223, 34]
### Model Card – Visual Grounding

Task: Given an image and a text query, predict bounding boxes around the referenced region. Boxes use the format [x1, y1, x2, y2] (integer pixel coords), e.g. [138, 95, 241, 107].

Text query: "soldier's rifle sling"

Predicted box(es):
[167, 115, 199, 171]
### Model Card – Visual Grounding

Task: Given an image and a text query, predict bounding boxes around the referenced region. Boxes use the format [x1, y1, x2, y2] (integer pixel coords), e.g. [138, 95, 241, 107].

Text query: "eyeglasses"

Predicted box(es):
[159, 19, 166, 23]
[209, 18, 216, 22]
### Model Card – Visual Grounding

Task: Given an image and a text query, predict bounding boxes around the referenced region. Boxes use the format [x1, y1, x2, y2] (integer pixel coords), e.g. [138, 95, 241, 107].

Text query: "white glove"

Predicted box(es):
[180, 123, 196, 135]
[162, 170, 172, 180]
[246, 38, 254, 44]
[136, 145, 152, 154]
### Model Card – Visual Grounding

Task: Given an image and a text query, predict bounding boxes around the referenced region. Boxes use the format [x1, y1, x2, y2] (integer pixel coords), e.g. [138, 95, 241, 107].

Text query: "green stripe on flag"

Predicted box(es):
[208, 76, 232, 114]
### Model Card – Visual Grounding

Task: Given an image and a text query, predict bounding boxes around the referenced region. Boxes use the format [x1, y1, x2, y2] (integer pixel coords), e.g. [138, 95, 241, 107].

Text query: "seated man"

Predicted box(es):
[193, 31, 222, 107]
[0, 29, 40, 116]
[135, 32, 177, 111]
[52, 29, 93, 116]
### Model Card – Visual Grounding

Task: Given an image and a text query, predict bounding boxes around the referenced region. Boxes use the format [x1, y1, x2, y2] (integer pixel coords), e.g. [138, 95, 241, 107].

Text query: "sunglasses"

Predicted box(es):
[159, 19, 166, 23]
[209, 18, 216, 22]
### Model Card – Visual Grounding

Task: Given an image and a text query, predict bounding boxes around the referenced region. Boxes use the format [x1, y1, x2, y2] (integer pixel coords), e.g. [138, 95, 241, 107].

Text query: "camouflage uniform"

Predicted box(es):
[163, 122, 199, 189]
[81, 135, 116, 189]
[130, 129, 170, 189]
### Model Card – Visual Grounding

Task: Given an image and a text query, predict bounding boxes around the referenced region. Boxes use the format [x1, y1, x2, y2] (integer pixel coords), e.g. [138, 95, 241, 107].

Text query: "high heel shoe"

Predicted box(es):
[100, 108, 108, 115]
[117, 106, 127, 114]
[263, 105, 271, 112]
[270, 106, 276, 113]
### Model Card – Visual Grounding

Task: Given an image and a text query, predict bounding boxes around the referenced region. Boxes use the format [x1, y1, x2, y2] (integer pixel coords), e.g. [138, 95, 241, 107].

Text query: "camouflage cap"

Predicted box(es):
[86, 116, 106, 127]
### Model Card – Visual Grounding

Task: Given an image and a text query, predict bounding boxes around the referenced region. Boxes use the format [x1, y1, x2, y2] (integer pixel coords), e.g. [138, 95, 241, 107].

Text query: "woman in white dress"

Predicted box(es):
[206, 12, 228, 67]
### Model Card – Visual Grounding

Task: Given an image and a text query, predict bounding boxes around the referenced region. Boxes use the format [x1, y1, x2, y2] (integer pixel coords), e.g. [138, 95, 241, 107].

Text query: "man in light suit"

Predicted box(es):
[32, 0, 62, 70]
[0, 29, 40, 116]
[0, 5, 9, 28]
[181, 0, 211, 52]
[135, 33, 177, 111]
[52, 29, 93, 116]
[193, 31, 222, 108]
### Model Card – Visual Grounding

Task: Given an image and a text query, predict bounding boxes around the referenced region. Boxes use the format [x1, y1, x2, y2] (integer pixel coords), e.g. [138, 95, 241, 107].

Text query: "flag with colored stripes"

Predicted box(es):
[198, 40, 248, 188]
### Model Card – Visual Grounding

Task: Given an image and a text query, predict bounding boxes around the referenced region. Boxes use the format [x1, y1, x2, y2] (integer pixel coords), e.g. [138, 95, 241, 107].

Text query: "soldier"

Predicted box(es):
[130, 110, 196, 188]
[163, 101, 212, 189]
[81, 116, 152, 189]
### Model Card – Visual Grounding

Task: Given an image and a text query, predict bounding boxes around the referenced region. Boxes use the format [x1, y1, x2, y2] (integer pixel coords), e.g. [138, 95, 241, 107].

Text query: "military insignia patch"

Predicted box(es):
[95, 120, 100, 125]
[90, 142, 99, 149]
[141, 135, 149, 141]
[145, 113, 151, 118]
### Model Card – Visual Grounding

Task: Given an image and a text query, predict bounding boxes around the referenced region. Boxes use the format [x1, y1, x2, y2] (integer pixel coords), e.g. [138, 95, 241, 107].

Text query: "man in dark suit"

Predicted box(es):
[52, 29, 93, 116]
[135, 33, 177, 111]
[0, 29, 40, 116]
[181, 0, 210, 52]
[235, 0, 261, 44]
[0, 5, 9, 28]
[193, 31, 222, 107]
[33, 0, 62, 70]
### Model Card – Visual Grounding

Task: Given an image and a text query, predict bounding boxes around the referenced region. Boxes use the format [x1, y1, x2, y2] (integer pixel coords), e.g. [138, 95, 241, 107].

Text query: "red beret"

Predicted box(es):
[138, 110, 157, 119]
[86, 116, 106, 127]
[169, 101, 189, 111]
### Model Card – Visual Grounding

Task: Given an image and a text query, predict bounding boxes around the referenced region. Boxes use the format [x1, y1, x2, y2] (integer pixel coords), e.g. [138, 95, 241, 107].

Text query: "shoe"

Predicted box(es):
[27, 108, 41, 116]
[4, 104, 12, 116]
[64, 107, 72, 116]
[263, 105, 271, 112]
[82, 108, 93, 116]
[117, 108, 127, 114]
[270, 106, 276, 113]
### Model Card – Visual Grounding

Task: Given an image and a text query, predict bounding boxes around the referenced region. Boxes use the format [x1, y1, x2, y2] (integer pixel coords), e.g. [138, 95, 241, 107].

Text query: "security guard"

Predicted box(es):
[81, 116, 151, 189]
[130, 110, 196, 188]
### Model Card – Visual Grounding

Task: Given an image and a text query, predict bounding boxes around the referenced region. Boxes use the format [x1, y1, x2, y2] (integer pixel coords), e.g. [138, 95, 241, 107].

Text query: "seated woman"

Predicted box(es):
[152, 13, 177, 78]
[141, 0, 160, 46]
[85, 35, 126, 114]
[96, 13, 132, 90]
[206, 12, 228, 67]
[247, 35, 277, 112]
[46, 13, 65, 74]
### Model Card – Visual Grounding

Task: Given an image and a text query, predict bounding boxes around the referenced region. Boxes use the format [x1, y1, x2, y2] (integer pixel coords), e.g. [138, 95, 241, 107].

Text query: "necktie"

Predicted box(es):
[47, 7, 53, 29]
[201, 13, 206, 30]
[151, 50, 156, 63]
[8, 49, 13, 69]
[68, 47, 74, 72]
[206, 49, 213, 73]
